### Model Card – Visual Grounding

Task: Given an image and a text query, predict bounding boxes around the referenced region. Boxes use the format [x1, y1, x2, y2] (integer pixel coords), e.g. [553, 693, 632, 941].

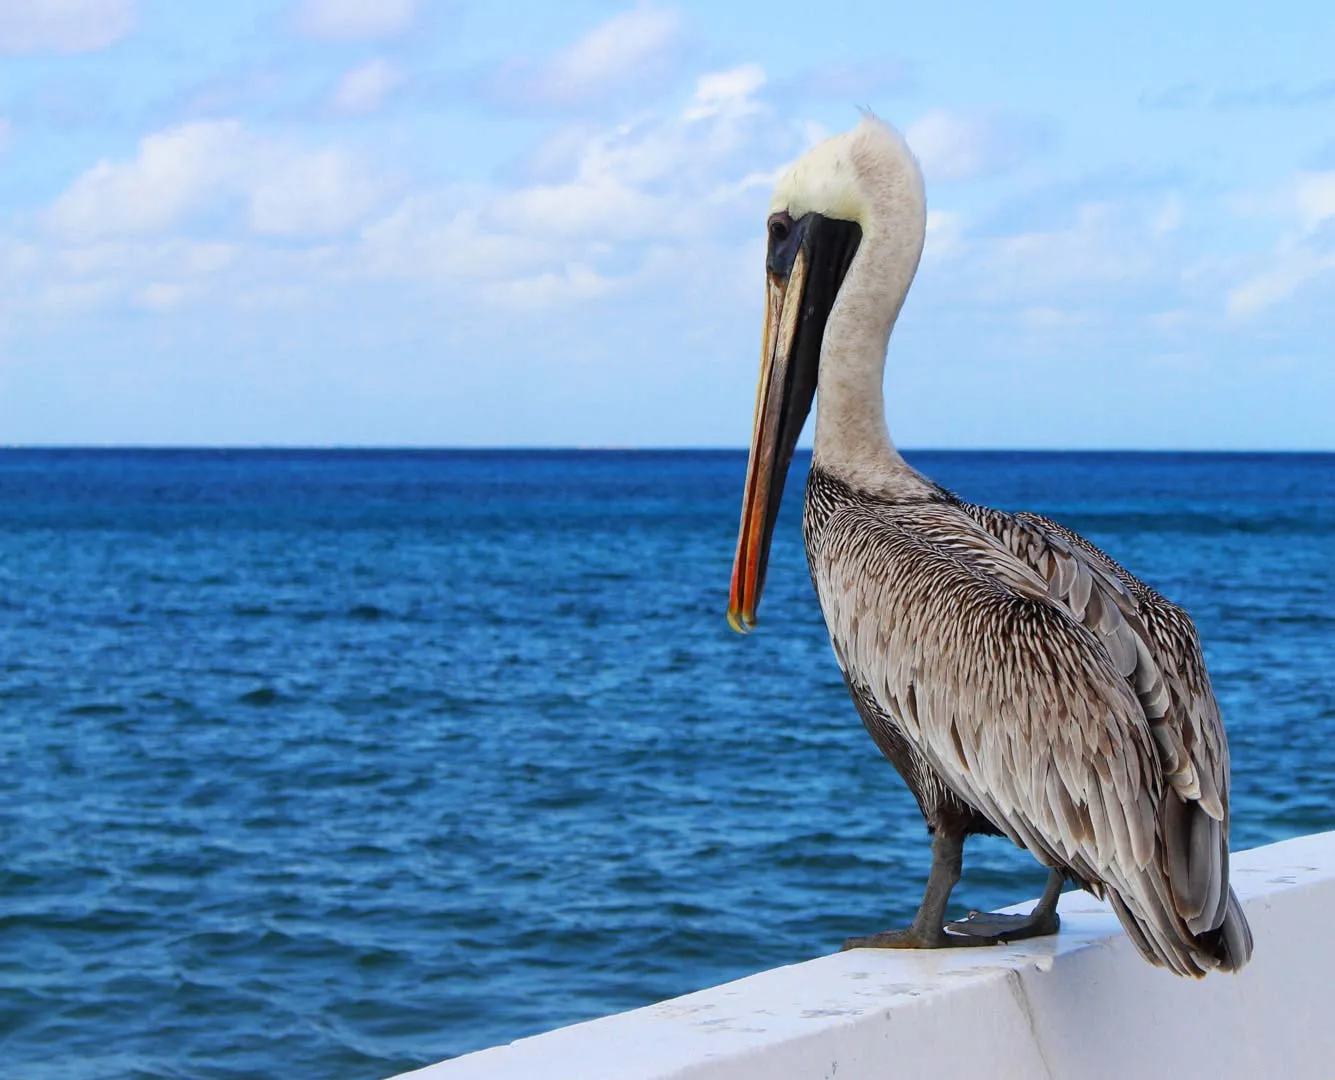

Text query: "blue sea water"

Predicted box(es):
[1, 449, 1332, 1080]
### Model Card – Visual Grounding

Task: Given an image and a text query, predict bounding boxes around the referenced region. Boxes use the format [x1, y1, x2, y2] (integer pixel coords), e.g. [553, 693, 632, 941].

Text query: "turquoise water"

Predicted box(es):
[1, 449, 1332, 1079]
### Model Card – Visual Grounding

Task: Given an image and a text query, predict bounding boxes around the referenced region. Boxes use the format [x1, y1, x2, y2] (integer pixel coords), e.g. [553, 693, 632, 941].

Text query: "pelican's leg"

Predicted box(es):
[843, 838, 1064, 951]
[842, 827, 980, 950]
[944, 868, 1064, 942]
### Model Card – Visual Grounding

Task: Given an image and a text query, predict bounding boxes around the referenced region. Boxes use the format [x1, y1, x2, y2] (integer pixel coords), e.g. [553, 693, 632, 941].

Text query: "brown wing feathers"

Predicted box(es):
[967, 503, 1249, 970]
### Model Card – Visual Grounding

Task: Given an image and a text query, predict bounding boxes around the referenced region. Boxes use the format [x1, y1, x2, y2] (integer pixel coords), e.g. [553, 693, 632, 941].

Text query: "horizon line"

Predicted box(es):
[2, 444, 1332, 455]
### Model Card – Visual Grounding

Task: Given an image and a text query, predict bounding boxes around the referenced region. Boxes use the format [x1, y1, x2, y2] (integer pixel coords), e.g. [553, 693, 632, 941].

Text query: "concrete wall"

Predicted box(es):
[394, 831, 1335, 1080]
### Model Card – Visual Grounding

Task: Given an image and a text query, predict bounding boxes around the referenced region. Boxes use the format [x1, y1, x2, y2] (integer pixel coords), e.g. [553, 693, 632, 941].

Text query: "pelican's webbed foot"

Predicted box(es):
[943, 909, 1059, 942]
[943, 868, 1064, 943]
[842, 926, 992, 950]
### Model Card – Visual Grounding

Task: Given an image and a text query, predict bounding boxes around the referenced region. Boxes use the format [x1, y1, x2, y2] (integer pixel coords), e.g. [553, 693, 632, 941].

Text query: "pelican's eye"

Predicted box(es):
[767, 212, 792, 245]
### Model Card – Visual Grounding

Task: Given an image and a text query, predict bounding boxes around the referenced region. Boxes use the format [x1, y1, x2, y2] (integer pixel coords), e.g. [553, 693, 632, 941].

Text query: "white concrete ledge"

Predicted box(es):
[396, 831, 1335, 1080]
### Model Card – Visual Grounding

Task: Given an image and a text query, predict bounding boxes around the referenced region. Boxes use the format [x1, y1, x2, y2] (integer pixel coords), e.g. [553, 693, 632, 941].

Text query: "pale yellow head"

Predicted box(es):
[769, 116, 926, 239]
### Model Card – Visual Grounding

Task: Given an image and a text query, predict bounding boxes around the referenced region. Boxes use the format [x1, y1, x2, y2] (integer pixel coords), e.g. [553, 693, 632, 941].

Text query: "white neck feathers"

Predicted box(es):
[773, 119, 929, 496]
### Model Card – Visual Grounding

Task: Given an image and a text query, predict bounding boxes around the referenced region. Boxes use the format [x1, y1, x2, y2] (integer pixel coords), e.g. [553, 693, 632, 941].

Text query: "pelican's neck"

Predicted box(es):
[812, 212, 926, 497]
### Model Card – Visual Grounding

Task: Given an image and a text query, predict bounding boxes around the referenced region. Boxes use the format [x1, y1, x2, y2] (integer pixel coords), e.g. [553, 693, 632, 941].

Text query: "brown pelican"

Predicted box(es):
[727, 117, 1252, 976]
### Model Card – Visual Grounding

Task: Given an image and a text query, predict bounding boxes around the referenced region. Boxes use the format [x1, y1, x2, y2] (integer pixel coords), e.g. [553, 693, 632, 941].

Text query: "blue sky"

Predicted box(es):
[1, 0, 1332, 448]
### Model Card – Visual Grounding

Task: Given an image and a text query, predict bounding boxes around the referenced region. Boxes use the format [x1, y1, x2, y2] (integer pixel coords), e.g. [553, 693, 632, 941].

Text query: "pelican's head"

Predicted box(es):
[728, 118, 925, 633]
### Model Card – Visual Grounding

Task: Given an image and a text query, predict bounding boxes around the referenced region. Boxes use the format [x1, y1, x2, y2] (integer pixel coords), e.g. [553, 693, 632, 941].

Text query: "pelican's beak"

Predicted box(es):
[728, 213, 861, 633]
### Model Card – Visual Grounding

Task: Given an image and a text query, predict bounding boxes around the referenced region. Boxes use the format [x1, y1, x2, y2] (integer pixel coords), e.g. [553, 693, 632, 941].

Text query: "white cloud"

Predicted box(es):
[923, 209, 963, 259]
[12, 64, 786, 324]
[914, 192, 1204, 347]
[486, 6, 683, 110]
[513, 123, 603, 183]
[988, 202, 1159, 290]
[906, 108, 1050, 183]
[920, 164, 1332, 339]
[545, 6, 680, 101]
[48, 121, 247, 239]
[488, 66, 772, 242]
[0, 235, 246, 317]
[1221, 169, 1335, 319]
[332, 58, 404, 114]
[483, 262, 613, 310]
[1018, 305, 1095, 329]
[1150, 194, 1184, 236]
[0, 0, 135, 53]
[1295, 171, 1335, 229]
[360, 64, 783, 306]
[359, 198, 548, 283]
[28, 278, 118, 314]
[137, 281, 191, 311]
[1227, 249, 1335, 319]
[294, 0, 416, 40]
[46, 120, 385, 241]
[684, 64, 764, 121]
[246, 148, 381, 236]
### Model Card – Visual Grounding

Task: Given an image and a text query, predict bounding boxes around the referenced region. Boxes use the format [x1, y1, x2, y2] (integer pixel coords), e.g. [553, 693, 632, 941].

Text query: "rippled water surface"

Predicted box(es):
[1, 449, 1332, 1079]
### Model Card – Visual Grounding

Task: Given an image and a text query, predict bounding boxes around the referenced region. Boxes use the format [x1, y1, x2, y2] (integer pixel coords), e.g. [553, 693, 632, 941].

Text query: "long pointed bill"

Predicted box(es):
[728, 213, 861, 633]
[728, 255, 810, 632]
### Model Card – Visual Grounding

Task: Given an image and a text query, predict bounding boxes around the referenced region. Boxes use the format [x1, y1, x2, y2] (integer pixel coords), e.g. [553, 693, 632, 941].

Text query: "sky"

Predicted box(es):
[0, 0, 1332, 448]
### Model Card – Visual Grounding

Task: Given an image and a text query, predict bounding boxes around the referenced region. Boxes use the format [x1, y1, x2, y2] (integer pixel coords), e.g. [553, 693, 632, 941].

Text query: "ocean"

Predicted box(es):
[1, 449, 1332, 1079]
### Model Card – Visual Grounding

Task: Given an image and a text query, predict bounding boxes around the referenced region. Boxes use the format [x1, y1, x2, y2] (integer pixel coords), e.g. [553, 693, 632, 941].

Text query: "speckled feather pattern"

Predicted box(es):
[804, 464, 1254, 976]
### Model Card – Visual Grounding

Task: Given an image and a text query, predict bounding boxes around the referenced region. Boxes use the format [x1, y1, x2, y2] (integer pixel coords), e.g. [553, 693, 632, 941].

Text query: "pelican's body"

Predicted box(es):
[728, 118, 1251, 975]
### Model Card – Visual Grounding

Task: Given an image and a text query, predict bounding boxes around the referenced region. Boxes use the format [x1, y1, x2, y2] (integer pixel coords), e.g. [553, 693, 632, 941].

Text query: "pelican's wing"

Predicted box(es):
[1004, 509, 1231, 822]
[986, 507, 1248, 966]
[811, 498, 1235, 974]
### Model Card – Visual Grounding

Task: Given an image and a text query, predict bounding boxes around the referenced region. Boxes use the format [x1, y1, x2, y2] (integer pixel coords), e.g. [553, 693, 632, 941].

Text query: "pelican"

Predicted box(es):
[727, 117, 1252, 976]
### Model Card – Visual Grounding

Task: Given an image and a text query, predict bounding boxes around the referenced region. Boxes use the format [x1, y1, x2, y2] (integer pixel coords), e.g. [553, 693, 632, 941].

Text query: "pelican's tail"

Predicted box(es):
[1206, 887, 1253, 972]
[1106, 880, 1253, 977]
[1096, 788, 1255, 976]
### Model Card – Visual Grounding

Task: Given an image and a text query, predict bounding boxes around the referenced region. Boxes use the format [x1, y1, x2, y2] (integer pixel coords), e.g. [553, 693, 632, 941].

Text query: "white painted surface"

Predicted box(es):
[393, 831, 1335, 1080]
